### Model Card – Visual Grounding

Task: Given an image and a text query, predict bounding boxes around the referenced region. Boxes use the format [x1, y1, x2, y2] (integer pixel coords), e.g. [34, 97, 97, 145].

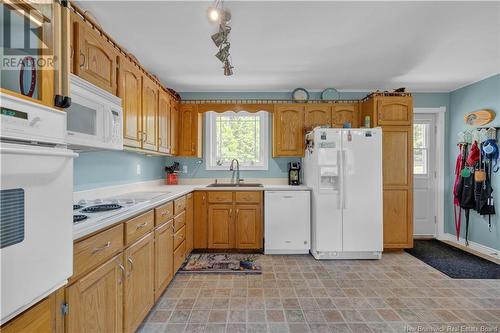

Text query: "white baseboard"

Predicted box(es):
[438, 233, 500, 264]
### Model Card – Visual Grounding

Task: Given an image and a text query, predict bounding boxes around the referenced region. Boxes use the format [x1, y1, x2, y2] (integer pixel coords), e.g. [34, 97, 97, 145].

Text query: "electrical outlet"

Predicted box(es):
[182, 165, 188, 174]
[136, 163, 141, 175]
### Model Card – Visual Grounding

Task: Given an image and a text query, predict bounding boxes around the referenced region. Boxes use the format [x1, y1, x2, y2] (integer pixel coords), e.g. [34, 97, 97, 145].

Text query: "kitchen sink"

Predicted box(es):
[206, 183, 263, 188]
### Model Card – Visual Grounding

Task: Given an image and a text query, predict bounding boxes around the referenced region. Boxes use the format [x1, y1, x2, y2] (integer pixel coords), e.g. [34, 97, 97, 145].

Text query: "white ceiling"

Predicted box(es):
[77, 1, 500, 93]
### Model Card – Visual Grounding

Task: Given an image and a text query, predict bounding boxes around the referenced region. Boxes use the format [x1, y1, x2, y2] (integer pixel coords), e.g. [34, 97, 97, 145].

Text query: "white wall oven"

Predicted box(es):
[0, 93, 76, 324]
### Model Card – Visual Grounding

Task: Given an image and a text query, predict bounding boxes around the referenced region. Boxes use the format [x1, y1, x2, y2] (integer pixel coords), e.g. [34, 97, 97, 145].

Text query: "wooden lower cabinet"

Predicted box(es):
[1, 294, 57, 333]
[202, 191, 263, 250]
[154, 221, 174, 301]
[235, 205, 262, 249]
[208, 204, 235, 249]
[124, 233, 154, 333]
[66, 254, 124, 333]
[193, 191, 208, 249]
[185, 193, 194, 254]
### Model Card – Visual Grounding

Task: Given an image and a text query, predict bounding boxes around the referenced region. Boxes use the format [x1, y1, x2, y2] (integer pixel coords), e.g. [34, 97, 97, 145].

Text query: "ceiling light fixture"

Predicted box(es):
[211, 25, 231, 48]
[223, 60, 233, 76]
[215, 43, 230, 62]
[208, 0, 234, 76]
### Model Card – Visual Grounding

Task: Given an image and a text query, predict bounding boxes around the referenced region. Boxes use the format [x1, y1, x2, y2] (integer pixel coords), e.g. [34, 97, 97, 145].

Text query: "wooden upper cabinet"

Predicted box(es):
[74, 20, 117, 94]
[304, 105, 331, 128]
[124, 233, 154, 333]
[66, 255, 124, 333]
[158, 90, 171, 153]
[118, 56, 142, 148]
[332, 103, 359, 128]
[170, 101, 179, 155]
[141, 78, 159, 151]
[178, 104, 202, 157]
[207, 204, 234, 249]
[235, 204, 262, 249]
[376, 97, 412, 126]
[273, 105, 305, 157]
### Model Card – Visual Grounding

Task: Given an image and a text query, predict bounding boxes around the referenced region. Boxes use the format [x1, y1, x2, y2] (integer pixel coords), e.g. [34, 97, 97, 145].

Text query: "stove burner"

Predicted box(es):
[73, 214, 88, 223]
[73, 204, 83, 210]
[82, 204, 123, 213]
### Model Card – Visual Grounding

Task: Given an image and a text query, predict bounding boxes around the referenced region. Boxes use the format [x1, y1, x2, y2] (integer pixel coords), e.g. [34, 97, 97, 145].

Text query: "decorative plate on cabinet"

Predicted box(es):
[321, 88, 339, 101]
[292, 88, 309, 102]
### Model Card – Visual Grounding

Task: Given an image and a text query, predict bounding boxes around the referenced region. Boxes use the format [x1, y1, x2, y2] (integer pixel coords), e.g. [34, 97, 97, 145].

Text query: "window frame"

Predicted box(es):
[205, 111, 269, 171]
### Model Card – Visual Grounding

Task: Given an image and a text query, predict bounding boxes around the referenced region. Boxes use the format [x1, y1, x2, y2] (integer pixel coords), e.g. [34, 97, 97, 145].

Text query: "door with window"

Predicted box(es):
[413, 114, 437, 237]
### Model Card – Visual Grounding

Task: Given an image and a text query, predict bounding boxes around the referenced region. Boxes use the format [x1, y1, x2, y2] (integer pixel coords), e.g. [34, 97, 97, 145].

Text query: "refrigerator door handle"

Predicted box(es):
[342, 150, 347, 209]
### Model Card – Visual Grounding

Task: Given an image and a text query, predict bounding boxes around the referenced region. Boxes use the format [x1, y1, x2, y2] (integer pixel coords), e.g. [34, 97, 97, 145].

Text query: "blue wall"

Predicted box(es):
[74, 150, 165, 191]
[446, 74, 500, 250]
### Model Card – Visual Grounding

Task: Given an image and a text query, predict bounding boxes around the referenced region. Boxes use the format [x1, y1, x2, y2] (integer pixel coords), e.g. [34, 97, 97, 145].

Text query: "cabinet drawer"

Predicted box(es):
[208, 191, 233, 203]
[174, 196, 186, 214]
[174, 240, 186, 272]
[174, 225, 186, 249]
[155, 201, 173, 226]
[74, 224, 123, 278]
[174, 210, 186, 231]
[235, 191, 261, 203]
[125, 210, 154, 245]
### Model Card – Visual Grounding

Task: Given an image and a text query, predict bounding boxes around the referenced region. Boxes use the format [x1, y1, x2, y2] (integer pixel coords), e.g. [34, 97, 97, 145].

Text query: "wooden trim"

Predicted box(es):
[196, 103, 274, 113]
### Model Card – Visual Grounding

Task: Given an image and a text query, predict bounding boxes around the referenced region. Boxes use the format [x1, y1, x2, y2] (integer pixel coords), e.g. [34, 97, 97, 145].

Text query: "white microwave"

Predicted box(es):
[66, 74, 123, 150]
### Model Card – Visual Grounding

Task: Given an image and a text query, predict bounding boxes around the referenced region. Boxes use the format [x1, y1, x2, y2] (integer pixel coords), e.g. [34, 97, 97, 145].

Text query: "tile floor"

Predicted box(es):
[139, 252, 500, 333]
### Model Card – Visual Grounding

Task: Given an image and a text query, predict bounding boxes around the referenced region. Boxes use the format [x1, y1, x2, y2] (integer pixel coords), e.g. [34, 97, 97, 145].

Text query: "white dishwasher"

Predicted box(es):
[264, 191, 311, 254]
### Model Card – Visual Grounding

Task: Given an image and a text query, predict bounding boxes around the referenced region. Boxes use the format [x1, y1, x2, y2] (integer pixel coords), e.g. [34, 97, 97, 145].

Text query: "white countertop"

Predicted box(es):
[73, 182, 310, 241]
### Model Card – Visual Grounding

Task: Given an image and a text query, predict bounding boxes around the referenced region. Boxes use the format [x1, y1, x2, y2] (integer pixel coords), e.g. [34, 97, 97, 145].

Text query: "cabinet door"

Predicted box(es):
[332, 103, 359, 128]
[304, 105, 331, 128]
[1, 2, 55, 107]
[178, 104, 201, 157]
[158, 90, 171, 153]
[124, 233, 154, 333]
[382, 127, 411, 187]
[376, 97, 412, 126]
[154, 222, 173, 301]
[141, 78, 158, 151]
[118, 57, 142, 148]
[381, 126, 413, 249]
[207, 204, 234, 249]
[170, 102, 179, 155]
[1, 295, 56, 333]
[194, 191, 208, 249]
[74, 21, 117, 94]
[273, 105, 304, 157]
[383, 189, 412, 248]
[235, 204, 262, 249]
[185, 193, 194, 254]
[66, 255, 124, 333]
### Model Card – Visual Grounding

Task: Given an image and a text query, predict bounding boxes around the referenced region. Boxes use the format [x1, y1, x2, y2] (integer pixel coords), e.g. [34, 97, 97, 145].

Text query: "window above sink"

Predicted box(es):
[205, 111, 269, 171]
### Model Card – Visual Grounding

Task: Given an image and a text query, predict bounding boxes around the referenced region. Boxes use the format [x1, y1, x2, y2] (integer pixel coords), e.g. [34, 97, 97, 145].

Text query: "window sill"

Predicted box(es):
[205, 165, 269, 171]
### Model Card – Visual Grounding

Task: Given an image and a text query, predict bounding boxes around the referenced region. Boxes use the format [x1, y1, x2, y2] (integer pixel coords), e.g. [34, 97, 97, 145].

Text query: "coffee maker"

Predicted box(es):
[288, 161, 301, 185]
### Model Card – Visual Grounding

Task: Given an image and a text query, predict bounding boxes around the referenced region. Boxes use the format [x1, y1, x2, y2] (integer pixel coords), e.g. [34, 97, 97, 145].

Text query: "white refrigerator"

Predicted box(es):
[304, 128, 383, 260]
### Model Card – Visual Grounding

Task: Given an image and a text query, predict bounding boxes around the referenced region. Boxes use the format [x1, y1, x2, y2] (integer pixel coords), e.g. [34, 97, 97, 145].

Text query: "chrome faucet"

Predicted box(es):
[229, 159, 242, 185]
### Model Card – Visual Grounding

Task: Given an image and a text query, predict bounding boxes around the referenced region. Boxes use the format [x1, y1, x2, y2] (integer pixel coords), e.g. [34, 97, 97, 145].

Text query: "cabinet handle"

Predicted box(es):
[236, 208, 239, 217]
[127, 256, 134, 276]
[229, 208, 233, 218]
[161, 210, 169, 217]
[117, 263, 125, 284]
[158, 136, 162, 146]
[143, 132, 148, 142]
[136, 222, 147, 229]
[79, 51, 85, 68]
[92, 241, 111, 254]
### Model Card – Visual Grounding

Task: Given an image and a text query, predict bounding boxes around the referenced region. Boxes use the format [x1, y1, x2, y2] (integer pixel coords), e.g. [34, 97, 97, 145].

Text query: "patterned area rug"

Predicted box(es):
[179, 253, 262, 274]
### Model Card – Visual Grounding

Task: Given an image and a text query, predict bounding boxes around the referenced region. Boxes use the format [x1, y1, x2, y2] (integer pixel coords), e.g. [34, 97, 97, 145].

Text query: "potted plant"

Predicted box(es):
[239, 256, 257, 270]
